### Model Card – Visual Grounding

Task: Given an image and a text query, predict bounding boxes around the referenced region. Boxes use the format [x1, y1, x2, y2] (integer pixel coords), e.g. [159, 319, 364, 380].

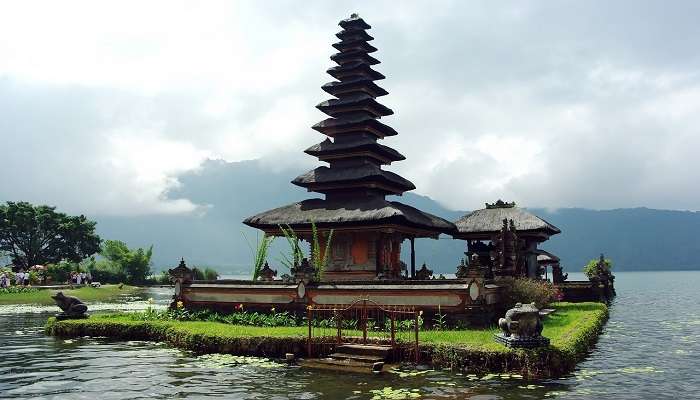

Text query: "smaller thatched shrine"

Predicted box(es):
[452, 200, 561, 279]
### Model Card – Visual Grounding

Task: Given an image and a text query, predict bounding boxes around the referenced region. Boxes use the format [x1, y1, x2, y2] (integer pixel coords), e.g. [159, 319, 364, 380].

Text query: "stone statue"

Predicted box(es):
[259, 262, 277, 281]
[415, 263, 433, 280]
[52, 291, 88, 320]
[552, 264, 568, 283]
[494, 302, 549, 348]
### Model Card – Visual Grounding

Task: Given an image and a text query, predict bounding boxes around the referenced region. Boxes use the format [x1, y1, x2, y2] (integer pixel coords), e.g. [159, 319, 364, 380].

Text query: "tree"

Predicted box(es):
[0, 202, 101, 269]
[100, 240, 153, 284]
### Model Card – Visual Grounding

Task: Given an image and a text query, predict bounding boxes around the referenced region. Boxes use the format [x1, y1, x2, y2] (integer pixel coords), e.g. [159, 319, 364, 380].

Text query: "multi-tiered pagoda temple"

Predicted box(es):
[244, 14, 454, 281]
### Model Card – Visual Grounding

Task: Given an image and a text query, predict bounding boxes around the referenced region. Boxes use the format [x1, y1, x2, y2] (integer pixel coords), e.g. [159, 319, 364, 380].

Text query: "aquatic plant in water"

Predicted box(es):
[368, 387, 421, 400]
[192, 354, 281, 369]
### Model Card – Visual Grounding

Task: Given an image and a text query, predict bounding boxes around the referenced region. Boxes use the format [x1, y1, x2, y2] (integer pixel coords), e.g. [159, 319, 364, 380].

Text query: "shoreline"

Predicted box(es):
[46, 302, 608, 378]
[0, 284, 140, 305]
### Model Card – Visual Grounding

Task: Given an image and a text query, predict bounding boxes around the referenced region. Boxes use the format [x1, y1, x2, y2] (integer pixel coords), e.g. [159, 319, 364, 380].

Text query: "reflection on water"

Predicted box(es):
[1, 272, 698, 399]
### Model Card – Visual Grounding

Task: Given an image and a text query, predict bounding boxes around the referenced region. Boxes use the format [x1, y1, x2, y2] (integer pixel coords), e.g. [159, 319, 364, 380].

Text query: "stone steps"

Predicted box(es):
[301, 343, 392, 373]
[301, 357, 384, 374]
[328, 352, 385, 363]
[335, 344, 392, 358]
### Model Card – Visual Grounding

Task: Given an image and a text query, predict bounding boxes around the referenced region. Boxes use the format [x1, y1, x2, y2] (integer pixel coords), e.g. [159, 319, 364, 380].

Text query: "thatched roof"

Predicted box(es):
[292, 165, 415, 192]
[536, 249, 560, 263]
[243, 197, 456, 235]
[454, 206, 561, 236]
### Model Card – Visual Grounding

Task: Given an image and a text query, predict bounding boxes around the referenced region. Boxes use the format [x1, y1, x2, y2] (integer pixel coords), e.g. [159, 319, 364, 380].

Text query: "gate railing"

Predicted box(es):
[307, 298, 420, 363]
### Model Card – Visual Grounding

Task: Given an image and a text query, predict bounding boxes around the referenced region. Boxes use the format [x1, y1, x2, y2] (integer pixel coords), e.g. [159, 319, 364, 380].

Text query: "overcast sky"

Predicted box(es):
[1, 0, 699, 216]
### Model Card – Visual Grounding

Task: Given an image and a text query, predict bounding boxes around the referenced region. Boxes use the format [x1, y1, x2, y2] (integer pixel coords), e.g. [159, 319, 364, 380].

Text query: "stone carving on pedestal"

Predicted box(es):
[490, 219, 520, 277]
[168, 258, 193, 283]
[552, 264, 568, 284]
[168, 258, 193, 308]
[292, 258, 316, 284]
[52, 292, 88, 320]
[415, 263, 433, 280]
[259, 262, 277, 282]
[494, 302, 550, 348]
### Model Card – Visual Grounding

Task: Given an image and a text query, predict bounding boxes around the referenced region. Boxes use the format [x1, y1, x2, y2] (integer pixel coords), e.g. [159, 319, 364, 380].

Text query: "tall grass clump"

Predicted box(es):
[310, 221, 333, 280]
[243, 232, 274, 281]
[279, 225, 303, 270]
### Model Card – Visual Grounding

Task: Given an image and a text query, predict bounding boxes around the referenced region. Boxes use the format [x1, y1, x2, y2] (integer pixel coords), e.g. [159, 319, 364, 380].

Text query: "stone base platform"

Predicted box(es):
[55, 313, 90, 321]
[494, 333, 550, 349]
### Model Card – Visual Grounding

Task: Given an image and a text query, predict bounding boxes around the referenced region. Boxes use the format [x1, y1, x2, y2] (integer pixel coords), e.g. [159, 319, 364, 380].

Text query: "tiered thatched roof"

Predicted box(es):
[244, 14, 454, 237]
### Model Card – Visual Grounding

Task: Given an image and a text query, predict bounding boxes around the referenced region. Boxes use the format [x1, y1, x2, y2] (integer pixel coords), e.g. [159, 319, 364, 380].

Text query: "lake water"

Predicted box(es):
[1, 271, 698, 399]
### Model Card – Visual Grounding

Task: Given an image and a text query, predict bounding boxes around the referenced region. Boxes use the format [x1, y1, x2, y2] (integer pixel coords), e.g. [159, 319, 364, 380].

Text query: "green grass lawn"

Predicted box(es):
[49, 302, 607, 353]
[0, 284, 139, 305]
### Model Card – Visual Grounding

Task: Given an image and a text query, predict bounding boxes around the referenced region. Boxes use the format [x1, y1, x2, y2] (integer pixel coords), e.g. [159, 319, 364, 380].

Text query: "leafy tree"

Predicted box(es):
[100, 240, 153, 284]
[0, 202, 101, 268]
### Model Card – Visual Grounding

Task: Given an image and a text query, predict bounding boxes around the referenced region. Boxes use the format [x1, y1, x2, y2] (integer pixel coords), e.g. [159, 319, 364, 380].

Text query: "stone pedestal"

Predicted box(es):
[55, 313, 90, 321]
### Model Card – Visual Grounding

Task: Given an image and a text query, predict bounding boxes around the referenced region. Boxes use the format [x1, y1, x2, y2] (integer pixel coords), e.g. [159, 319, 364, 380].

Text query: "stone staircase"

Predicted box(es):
[301, 344, 392, 373]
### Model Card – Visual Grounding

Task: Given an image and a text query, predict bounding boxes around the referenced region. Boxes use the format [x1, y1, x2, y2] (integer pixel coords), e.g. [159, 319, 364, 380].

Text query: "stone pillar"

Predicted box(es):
[526, 241, 538, 278]
[410, 237, 416, 278]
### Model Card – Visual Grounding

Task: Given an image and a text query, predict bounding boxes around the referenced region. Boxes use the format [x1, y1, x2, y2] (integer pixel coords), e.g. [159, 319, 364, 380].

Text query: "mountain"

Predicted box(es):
[93, 159, 700, 274]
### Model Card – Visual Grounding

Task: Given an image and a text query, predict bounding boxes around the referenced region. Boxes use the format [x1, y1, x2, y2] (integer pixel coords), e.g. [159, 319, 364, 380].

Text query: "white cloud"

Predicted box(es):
[1, 0, 699, 214]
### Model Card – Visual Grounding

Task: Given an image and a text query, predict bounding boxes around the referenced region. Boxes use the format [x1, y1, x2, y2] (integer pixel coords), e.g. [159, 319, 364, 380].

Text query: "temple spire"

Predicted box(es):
[293, 14, 415, 199]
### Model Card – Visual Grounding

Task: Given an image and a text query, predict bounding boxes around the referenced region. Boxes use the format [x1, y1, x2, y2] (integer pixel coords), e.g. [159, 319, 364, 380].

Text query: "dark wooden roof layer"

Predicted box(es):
[292, 165, 415, 193]
[305, 138, 405, 162]
[317, 93, 393, 118]
[454, 207, 561, 236]
[243, 197, 456, 235]
[312, 116, 398, 138]
[339, 14, 371, 30]
[327, 62, 385, 81]
[322, 78, 387, 97]
[330, 51, 380, 66]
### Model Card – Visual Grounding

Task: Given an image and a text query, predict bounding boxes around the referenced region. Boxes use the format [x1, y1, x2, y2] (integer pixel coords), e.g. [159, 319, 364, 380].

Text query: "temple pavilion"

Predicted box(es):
[452, 200, 561, 279]
[244, 14, 455, 281]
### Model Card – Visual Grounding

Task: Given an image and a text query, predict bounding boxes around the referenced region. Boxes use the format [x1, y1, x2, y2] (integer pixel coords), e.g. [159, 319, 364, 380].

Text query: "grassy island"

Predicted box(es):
[0, 284, 139, 305]
[46, 302, 608, 378]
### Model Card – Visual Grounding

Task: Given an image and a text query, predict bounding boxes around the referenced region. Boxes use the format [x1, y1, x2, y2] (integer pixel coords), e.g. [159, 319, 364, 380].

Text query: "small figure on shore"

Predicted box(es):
[16, 270, 25, 286]
[0, 272, 9, 288]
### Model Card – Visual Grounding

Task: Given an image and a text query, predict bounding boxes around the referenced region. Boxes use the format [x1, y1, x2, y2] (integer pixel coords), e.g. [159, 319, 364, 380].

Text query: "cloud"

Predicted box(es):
[0, 0, 699, 215]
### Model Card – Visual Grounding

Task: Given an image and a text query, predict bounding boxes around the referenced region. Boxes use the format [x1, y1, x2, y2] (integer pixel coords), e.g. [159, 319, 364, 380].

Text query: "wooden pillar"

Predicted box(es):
[410, 237, 416, 278]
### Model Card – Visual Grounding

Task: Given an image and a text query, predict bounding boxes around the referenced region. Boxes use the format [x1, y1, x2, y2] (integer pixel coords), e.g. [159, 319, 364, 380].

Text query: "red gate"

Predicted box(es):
[307, 298, 420, 364]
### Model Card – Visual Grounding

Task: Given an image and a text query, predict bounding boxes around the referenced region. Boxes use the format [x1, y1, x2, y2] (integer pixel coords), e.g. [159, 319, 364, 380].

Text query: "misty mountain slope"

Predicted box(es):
[93, 159, 700, 273]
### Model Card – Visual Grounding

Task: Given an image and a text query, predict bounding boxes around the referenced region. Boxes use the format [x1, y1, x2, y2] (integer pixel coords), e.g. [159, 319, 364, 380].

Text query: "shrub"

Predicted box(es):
[46, 261, 76, 283]
[191, 267, 219, 281]
[499, 277, 559, 309]
[0, 286, 39, 294]
[583, 257, 613, 279]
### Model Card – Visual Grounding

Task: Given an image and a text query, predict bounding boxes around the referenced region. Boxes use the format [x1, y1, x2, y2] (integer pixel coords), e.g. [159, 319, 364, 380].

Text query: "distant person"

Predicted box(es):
[0, 272, 8, 288]
[23, 272, 30, 286]
[80, 272, 86, 284]
[76, 273, 82, 285]
[16, 270, 24, 286]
